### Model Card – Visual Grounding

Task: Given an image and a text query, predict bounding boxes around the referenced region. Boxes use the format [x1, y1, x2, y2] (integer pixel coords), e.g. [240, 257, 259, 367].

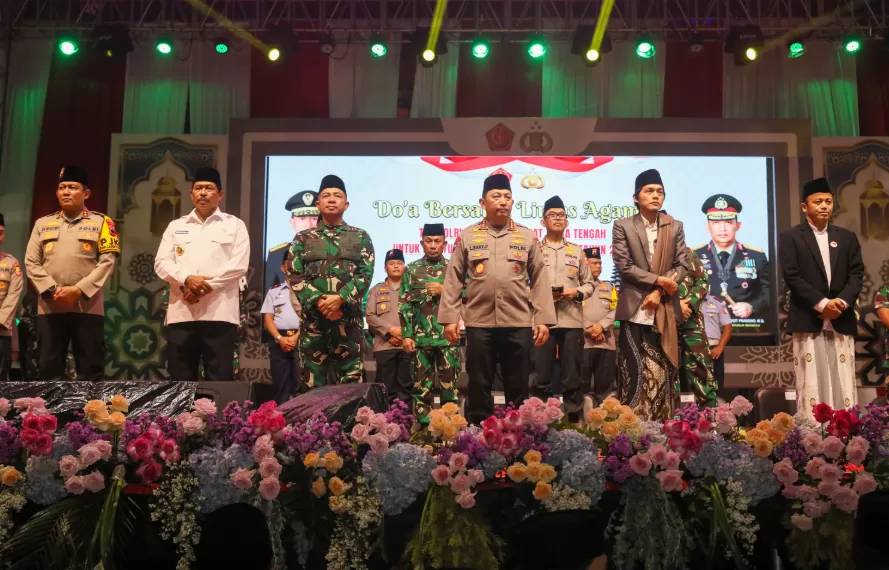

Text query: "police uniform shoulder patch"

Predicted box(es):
[692, 244, 707, 251]
[269, 242, 291, 253]
[97, 215, 121, 254]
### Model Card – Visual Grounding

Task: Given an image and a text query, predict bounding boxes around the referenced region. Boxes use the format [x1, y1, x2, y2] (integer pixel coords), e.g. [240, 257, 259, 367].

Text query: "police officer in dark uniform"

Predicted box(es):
[266, 190, 319, 290]
[694, 194, 770, 323]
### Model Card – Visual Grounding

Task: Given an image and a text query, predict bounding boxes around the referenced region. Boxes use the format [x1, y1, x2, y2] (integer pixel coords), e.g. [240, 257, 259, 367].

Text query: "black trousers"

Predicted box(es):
[165, 322, 238, 382]
[0, 336, 11, 382]
[37, 314, 105, 381]
[530, 328, 585, 417]
[581, 348, 618, 402]
[712, 347, 725, 391]
[465, 327, 532, 425]
[374, 349, 414, 403]
[268, 335, 303, 405]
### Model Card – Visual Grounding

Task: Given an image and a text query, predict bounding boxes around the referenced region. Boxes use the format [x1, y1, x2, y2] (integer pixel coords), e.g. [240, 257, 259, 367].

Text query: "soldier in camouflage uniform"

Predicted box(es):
[287, 175, 374, 387]
[677, 247, 718, 407]
[399, 223, 460, 423]
[876, 284, 889, 383]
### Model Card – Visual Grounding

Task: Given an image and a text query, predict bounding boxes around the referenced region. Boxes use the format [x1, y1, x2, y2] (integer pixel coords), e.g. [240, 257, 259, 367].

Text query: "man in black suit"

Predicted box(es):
[779, 177, 863, 417]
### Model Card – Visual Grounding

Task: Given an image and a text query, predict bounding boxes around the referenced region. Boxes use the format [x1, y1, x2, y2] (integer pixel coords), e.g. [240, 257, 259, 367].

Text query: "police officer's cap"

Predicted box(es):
[385, 249, 405, 263]
[584, 247, 601, 259]
[634, 169, 663, 194]
[423, 223, 445, 237]
[285, 191, 319, 217]
[701, 194, 742, 220]
[803, 177, 832, 200]
[483, 171, 511, 197]
[543, 195, 566, 215]
[193, 167, 222, 189]
[59, 165, 89, 187]
[319, 174, 346, 195]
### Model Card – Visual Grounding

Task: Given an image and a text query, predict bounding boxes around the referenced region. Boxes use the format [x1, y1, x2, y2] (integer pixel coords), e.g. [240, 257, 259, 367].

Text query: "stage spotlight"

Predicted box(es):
[91, 25, 133, 60]
[843, 36, 861, 53]
[370, 34, 387, 58]
[58, 38, 79, 56]
[635, 36, 656, 58]
[411, 28, 447, 67]
[262, 24, 299, 62]
[571, 25, 612, 63]
[419, 48, 436, 67]
[787, 39, 806, 58]
[471, 36, 490, 59]
[688, 33, 704, 53]
[319, 32, 336, 55]
[725, 24, 763, 66]
[527, 36, 546, 58]
[583, 48, 601, 66]
[215, 39, 229, 54]
[156, 38, 173, 55]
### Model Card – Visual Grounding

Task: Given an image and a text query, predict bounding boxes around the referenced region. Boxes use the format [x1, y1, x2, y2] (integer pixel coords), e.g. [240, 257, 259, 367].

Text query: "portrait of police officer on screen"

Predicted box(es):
[693, 194, 770, 325]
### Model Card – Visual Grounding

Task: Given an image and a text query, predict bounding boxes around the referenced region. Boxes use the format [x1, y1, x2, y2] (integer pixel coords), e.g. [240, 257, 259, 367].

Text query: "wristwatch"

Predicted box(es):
[574, 291, 584, 302]
[274, 335, 282, 342]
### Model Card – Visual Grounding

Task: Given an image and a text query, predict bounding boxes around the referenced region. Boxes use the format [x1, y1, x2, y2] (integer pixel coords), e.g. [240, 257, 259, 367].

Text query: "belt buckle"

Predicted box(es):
[286, 330, 297, 337]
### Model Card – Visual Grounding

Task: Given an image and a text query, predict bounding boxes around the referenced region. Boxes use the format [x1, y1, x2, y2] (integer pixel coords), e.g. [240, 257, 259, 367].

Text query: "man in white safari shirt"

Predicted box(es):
[155, 167, 250, 382]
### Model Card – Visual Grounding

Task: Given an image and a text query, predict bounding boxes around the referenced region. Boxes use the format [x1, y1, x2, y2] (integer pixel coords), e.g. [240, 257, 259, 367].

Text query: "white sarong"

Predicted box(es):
[792, 330, 856, 417]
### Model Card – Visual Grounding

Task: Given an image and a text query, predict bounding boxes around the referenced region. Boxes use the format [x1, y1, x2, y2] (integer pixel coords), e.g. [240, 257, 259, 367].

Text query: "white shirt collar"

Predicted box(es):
[187, 208, 224, 224]
[808, 222, 828, 235]
[641, 213, 658, 230]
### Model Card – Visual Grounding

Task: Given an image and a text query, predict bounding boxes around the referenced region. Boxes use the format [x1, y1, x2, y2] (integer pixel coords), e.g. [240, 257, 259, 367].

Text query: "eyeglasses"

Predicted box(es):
[545, 213, 568, 220]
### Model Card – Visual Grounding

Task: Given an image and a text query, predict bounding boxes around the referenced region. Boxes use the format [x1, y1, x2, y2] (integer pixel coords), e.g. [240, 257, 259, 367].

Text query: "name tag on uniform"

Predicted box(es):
[494, 394, 506, 405]
[175, 230, 189, 234]
[679, 393, 696, 403]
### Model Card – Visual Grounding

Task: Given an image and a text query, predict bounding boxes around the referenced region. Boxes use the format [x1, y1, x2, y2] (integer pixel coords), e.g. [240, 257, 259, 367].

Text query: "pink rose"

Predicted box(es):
[231, 468, 256, 490]
[455, 490, 476, 509]
[697, 419, 713, 433]
[449, 453, 469, 472]
[499, 433, 519, 457]
[772, 458, 800, 484]
[180, 415, 205, 436]
[23, 413, 41, 431]
[482, 429, 501, 448]
[450, 473, 472, 494]
[531, 410, 549, 425]
[729, 396, 753, 417]
[369, 413, 388, 431]
[656, 469, 684, 492]
[59, 455, 81, 478]
[384, 423, 402, 442]
[503, 410, 522, 429]
[832, 486, 859, 513]
[854, 472, 878, 495]
[19, 428, 38, 443]
[351, 423, 370, 443]
[803, 500, 826, 518]
[431, 465, 451, 486]
[821, 436, 844, 459]
[78, 445, 102, 466]
[259, 477, 281, 500]
[797, 485, 819, 502]
[192, 398, 217, 418]
[83, 471, 105, 493]
[469, 469, 485, 484]
[715, 410, 737, 433]
[782, 485, 800, 499]
[629, 453, 653, 477]
[818, 464, 843, 484]
[546, 397, 561, 409]
[518, 406, 535, 423]
[65, 476, 86, 495]
[368, 433, 389, 455]
[545, 406, 564, 421]
[849, 436, 869, 453]
[259, 458, 283, 479]
[665, 452, 681, 471]
[847, 446, 867, 465]
[136, 460, 163, 483]
[790, 514, 813, 531]
[127, 437, 155, 461]
[663, 420, 690, 439]
[805, 458, 826, 479]
[33, 434, 53, 456]
[355, 407, 374, 425]
[817, 481, 840, 499]
[160, 439, 180, 459]
[39, 414, 58, 434]
[145, 425, 164, 442]
[252, 445, 274, 463]
[92, 440, 113, 461]
[648, 444, 669, 468]
[0, 398, 10, 418]
[481, 417, 503, 432]
[526, 397, 545, 408]
[802, 434, 823, 456]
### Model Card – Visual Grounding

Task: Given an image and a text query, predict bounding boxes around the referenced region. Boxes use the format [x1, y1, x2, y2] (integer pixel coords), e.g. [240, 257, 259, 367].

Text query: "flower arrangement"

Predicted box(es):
[431, 451, 486, 508]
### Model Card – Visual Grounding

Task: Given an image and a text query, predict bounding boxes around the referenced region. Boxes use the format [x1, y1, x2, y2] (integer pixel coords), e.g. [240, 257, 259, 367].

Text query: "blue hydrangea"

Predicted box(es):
[684, 438, 779, 505]
[362, 443, 436, 516]
[546, 429, 597, 468]
[560, 453, 605, 506]
[477, 450, 507, 480]
[189, 443, 254, 513]
[25, 456, 68, 505]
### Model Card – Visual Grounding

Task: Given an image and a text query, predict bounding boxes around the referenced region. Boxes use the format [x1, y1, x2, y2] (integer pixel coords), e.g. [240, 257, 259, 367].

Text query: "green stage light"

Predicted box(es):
[156, 39, 173, 55]
[635, 40, 655, 58]
[788, 41, 805, 58]
[215, 41, 229, 54]
[528, 39, 546, 58]
[370, 41, 387, 57]
[844, 38, 861, 53]
[59, 39, 79, 56]
[472, 37, 489, 59]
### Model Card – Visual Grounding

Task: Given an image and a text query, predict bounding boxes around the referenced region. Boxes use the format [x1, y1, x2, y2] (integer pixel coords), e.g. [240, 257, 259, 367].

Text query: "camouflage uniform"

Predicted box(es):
[287, 221, 374, 387]
[399, 256, 460, 422]
[876, 284, 889, 379]
[678, 249, 718, 407]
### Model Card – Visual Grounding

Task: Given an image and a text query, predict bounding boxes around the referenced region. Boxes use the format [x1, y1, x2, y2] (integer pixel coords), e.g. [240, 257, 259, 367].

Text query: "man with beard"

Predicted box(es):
[530, 196, 594, 422]
[287, 175, 374, 387]
[266, 190, 319, 290]
[400, 223, 460, 422]
[438, 172, 555, 424]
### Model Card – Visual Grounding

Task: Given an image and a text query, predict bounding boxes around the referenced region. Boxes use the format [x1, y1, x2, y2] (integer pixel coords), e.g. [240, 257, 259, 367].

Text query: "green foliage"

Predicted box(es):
[406, 486, 502, 570]
[786, 509, 853, 570]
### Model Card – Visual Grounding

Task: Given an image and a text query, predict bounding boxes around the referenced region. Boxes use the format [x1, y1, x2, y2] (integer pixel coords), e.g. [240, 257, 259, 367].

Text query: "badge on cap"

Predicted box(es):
[176, 245, 184, 256]
[715, 196, 728, 210]
[476, 262, 485, 275]
[303, 192, 313, 206]
[830, 241, 838, 248]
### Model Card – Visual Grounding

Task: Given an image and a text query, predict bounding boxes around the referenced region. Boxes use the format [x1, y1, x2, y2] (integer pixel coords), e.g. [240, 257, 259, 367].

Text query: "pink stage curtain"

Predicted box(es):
[723, 41, 858, 136]
[31, 49, 126, 224]
[250, 41, 329, 119]
[456, 42, 542, 117]
[663, 41, 723, 118]
[856, 40, 889, 136]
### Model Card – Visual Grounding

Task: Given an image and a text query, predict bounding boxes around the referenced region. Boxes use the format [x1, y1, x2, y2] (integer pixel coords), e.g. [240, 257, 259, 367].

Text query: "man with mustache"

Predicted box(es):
[0, 213, 24, 382]
[26, 165, 120, 381]
[780, 177, 863, 417]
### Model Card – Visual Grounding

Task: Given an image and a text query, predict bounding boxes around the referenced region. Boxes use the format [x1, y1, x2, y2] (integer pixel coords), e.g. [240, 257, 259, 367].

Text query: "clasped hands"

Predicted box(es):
[585, 323, 605, 343]
[53, 286, 83, 306]
[182, 275, 215, 304]
[819, 299, 847, 321]
[316, 294, 344, 320]
[641, 276, 679, 312]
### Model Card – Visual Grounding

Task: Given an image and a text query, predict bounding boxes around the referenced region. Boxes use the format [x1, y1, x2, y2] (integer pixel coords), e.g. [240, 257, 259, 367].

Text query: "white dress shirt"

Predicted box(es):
[155, 209, 250, 325]
[809, 223, 844, 332]
[630, 215, 659, 326]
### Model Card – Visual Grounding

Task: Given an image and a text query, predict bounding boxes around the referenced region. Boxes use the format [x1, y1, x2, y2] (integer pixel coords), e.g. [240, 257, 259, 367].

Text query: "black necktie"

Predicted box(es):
[718, 251, 729, 266]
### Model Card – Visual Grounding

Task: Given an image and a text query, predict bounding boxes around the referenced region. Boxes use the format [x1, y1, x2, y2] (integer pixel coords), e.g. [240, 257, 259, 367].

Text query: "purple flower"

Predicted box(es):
[774, 428, 808, 470]
[609, 434, 633, 458]
[218, 401, 258, 448]
[66, 418, 110, 450]
[856, 404, 889, 457]
[676, 403, 701, 425]
[285, 413, 356, 461]
[0, 421, 21, 465]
